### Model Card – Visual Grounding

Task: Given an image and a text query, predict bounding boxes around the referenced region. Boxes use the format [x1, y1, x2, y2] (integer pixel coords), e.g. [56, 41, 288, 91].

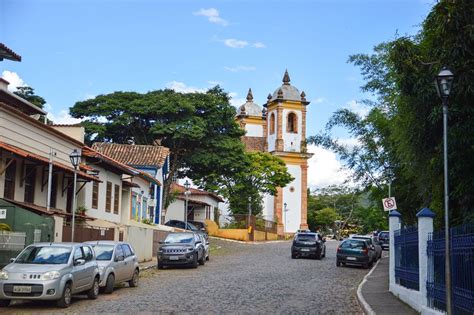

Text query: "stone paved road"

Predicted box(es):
[2, 238, 370, 314]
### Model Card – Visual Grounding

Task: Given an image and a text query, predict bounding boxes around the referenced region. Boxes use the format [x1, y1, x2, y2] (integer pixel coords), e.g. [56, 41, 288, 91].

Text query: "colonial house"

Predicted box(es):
[0, 78, 100, 248]
[166, 183, 223, 224]
[90, 142, 169, 224]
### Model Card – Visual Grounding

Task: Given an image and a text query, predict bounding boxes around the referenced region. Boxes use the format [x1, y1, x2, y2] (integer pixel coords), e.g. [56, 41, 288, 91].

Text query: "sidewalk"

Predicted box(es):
[358, 253, 418, 315]
[139, 257, 157, 271]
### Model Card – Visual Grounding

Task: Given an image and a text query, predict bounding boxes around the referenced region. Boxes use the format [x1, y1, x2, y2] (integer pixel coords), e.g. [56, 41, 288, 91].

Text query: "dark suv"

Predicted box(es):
[157, 232, 206, 269]
[291, 232, 326, 260]
[378, 231, 389, 250]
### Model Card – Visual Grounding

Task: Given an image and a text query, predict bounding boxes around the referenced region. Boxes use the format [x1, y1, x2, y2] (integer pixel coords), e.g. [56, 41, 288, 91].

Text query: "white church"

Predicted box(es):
[235, 70, 313, 235]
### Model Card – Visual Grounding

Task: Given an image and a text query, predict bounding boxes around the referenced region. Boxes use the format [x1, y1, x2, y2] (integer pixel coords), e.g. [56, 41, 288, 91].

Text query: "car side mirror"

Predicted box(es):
[115, 255, 124, 262]
[201, 228, 206, 232]
[74, 258, 85, 266]
[158, 241, 164, 245]
[9, 258, 15, 263]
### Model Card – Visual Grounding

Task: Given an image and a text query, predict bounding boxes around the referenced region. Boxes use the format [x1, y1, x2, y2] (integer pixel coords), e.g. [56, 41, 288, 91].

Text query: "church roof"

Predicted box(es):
[268, 70, 307, 103]
[236, 88, 263, 117]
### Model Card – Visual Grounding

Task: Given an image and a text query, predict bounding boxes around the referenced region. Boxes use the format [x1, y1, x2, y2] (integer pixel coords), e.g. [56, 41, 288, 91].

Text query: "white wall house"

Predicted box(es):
[166, 183, 223, 224]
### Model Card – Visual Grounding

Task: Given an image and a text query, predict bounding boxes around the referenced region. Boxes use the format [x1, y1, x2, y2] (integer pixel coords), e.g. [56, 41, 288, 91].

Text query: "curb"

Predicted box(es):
[209, 236, 289, 244]
[357, 258, 381, 315]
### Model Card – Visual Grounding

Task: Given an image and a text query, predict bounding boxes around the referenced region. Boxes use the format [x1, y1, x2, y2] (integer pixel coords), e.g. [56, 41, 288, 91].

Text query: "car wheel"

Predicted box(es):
[314, 251, 322, 260]
[191, 253, 198, 268]
[206, 254, 209, 261]
[363, 263, 370, 269]
[157, 262, 164, 269]
[57, 283, 72, 308]
[336, 260, 341, 267]
[322, 248, 326, 258]
[198, 251, 206, 266]
[104, 273, 115, 294]
[87, 277, 100, 299]
[291, 252, 297, 259]
[0, 299, 10, 307]
[128, 269, 139, 287]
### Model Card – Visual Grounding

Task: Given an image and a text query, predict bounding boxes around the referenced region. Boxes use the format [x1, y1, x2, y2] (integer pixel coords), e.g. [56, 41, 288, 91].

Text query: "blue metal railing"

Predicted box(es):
[394, 225, 419, 291]
[427, 224, 474, 314]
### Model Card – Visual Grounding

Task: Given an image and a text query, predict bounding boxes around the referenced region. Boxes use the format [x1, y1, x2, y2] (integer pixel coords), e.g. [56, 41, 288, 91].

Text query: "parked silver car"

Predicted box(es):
[0, 243, 100, 308]
[86, 241, 139, 293]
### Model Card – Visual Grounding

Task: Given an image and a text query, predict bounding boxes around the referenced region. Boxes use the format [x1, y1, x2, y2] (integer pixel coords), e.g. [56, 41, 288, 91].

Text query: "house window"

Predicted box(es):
[105, 181, 112, 212]
[270, 113, 275, 134]
[287, 112, 298, 133]
[92, 181, 99, 209]
[113, 184, 120, 214]
[4, 159, 16, 200]
[24, 164, 36, 203]
[142, 197, 148, 220]
[131, 192, 138, 220]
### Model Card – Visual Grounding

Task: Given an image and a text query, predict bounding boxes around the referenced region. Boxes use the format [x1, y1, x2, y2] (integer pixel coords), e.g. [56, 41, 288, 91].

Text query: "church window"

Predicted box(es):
[270, 113, 275, 134]
[287, 112, 298, 133]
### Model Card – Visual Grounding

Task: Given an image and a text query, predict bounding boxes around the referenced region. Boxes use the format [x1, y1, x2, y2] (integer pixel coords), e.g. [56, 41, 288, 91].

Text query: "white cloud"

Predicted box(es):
[47, 110, 83, 125]
[307, 144, 352, 190]
[338, 138, 360, 150]
[207, 80, 221, 86]
[312, 97, 325, 104]
[223, 65, 256, 72]
[83, 93, 96, 100]
[193, 8, 228, 26]
[223, 38, 249, 48]
[165, 81, 206, 93]
[227, 92, 245, 108]
[1, 70, 26, 92]
[345, 99, 369, 117]
[253, 42, 266, 48]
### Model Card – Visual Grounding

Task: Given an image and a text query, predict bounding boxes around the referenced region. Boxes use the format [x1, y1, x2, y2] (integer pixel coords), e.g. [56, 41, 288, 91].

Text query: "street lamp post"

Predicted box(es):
[283, 202, 288, 234]
[184, 180, 191, 231]
[69, 149, 81, 242]
[247, 196, 252, 230]
[435, 67, 454, 315]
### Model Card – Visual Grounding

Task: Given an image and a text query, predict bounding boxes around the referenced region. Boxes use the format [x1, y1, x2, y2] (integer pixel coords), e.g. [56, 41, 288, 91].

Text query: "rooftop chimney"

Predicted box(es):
[0, 77, 9, 91]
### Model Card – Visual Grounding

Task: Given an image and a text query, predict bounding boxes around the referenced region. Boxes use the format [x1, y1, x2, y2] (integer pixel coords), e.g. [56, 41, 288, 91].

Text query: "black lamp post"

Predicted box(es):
[184, 180, 191, 230]
[69, 149, 81, 242]
[283, 202, 288, 234]
[435, 67, 454, 315]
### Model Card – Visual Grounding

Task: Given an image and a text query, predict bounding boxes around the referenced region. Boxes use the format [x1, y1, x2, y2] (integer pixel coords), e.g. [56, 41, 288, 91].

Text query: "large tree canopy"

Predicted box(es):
[70, 86, 246, 209]
[309, 1, 474, 226]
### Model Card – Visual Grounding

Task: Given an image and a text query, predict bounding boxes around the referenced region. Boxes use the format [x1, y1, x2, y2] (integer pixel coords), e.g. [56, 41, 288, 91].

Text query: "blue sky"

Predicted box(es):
[0, 0, 435, 188]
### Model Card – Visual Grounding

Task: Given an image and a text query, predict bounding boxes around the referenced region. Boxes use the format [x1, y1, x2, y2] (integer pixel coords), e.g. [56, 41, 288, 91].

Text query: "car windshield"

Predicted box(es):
[341, 240, 366, 249]
[187, 222, 198, 231]
[15, 246, 71, 264]
[92, 245, 114, 261]
[379, 232, 389, 238]
[352, 236, 372, 245]
[296, 234, 316, 241]
[164, 233, 194, 244]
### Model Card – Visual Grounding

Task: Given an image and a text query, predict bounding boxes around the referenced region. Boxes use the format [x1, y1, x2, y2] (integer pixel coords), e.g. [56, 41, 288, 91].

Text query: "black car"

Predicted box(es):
[157, 232, 206, 269]
[378, 231, 389, 250]
[291, 232, 326, 259]
[188, 220, 208, 233]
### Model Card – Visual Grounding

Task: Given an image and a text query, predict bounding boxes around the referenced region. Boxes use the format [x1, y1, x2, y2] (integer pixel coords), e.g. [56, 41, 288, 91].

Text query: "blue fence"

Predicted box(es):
[427, 224, 474, 314]
[394, 226, 419, 290]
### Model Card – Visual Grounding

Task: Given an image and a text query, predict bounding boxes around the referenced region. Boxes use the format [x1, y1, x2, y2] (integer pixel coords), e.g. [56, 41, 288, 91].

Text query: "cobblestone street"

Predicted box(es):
[3, 239, 369, 314]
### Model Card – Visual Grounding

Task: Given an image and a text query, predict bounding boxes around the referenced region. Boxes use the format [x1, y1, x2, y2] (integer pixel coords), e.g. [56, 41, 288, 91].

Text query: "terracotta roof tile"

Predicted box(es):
[91, 142, 169, 168]
[0, 43, 21, 62]
[171, 183, 224, 202]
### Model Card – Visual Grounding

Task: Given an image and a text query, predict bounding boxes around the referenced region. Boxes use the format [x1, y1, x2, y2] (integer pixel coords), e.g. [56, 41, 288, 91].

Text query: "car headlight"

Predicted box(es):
[42, 271, 61, 280]
[0, 270, 8, 280]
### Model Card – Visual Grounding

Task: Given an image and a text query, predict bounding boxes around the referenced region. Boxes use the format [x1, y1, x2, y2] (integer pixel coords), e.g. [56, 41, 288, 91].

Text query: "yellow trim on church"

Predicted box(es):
[266, 100, 305, 111]
[240, 116, 265, 125]
[272, 151, 312, 165]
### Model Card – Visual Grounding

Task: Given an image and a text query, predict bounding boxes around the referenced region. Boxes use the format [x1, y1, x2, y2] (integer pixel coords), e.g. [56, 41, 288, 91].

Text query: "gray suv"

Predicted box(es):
[157, 232, 205, 269]
[86, 241, 139, 293]
[0, 243, 100, 308]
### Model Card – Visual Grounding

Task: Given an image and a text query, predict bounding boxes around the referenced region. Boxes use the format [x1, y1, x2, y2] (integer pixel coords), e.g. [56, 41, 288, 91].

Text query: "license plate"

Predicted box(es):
[346, 257, 357, 261]
[169, 256, 179, 261]
[13, 286, 32, 293]
[301, 248, 310, 252]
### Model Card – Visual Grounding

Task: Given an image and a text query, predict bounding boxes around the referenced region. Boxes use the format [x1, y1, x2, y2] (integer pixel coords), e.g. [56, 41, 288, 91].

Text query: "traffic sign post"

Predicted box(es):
[382, 197, 397, 212]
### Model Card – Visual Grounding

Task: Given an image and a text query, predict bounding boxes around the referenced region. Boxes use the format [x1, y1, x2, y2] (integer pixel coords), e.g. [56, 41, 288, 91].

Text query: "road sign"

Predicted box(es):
[382, 197, 397, 211]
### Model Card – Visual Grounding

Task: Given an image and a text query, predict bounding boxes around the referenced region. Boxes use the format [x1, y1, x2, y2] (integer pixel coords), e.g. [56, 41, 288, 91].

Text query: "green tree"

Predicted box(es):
[70, 86, 246, 209]
[14, 86, 46, 109]
[309, 207, 339, 232]
[308, 1, 474, 226]
[224, 152, 294, 216]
